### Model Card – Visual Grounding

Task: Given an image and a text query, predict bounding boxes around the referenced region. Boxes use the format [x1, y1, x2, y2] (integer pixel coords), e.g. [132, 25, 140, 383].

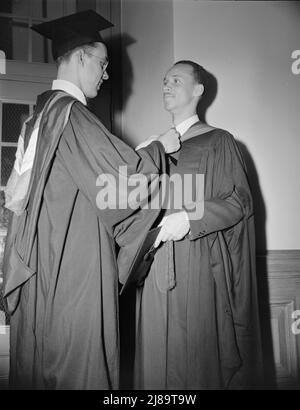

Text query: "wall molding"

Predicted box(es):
[2, 61, 57, 84]
[0, 239, 299, 388]
[257, 250, 300, 283]
[256, 249, 300, 389]
[257, 250, 300, 272]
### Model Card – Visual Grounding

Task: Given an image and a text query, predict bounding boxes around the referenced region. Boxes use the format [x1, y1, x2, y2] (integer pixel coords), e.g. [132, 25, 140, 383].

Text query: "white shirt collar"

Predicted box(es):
[52, 79, 87, 106]
[175, 115, 199, 137]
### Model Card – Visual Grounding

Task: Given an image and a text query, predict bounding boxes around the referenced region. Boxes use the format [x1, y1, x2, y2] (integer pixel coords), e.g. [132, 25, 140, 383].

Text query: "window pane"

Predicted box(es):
[0, 190, 10, 230]
[12, 0, 30, 15]
[0, 0, 13, 14]
[32, 27, 45, 62]
[47, 39, 54, 63]
[1, 147, 17, 186]
[0, 17, 13, 59]
[76, 0, 96, 12]
[12, 19, 28, 60]
[0, 17, 28, 61]
[0, 0, 31, 16]
[0, 190, 10, 325]
[31, 21, 54, 63]
[2, 103, 29, 143]
[31, 0, 45, 18]
[46, 0, 64, 18]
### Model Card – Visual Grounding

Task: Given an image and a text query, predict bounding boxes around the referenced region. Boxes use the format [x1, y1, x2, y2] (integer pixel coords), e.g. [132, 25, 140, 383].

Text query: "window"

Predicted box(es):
[0, 0, 66, 63]
[0, 100, 33, 325]
[0, 0, 96, 63]
[0, 100, 34, 190]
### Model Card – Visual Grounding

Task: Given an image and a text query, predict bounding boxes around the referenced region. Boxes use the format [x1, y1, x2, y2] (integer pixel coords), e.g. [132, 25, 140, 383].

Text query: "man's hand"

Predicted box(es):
[158, 128, 181, 154]
[154, 211, 190, 248]
[135, 136, 158, 150]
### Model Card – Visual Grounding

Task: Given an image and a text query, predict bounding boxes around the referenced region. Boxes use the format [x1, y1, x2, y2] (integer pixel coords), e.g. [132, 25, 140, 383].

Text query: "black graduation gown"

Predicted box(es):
[134, 125, 263, 390]
[3, 90, 166, 389]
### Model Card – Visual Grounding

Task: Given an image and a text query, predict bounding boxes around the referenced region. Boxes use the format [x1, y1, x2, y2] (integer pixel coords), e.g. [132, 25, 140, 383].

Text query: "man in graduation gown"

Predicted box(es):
[132, 61, 263, 389]
[2, 11, 180, 390]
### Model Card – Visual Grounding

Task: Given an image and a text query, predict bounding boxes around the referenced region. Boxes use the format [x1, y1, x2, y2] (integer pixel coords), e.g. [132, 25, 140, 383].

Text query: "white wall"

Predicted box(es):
[172, 0, 300, 250]
[120, 0, 174, 145]
[121, 0, 299, 250]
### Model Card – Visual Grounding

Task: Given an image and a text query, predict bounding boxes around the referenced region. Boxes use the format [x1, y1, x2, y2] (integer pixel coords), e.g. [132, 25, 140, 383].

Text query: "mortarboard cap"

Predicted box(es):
[31, 10, 113, 60]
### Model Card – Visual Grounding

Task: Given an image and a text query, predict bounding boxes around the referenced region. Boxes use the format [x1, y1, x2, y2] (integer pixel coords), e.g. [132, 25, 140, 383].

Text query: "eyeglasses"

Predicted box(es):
[85, 52, 109, 71]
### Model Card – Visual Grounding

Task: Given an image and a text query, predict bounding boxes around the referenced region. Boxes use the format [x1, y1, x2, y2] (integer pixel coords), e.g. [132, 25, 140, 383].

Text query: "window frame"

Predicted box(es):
[0, 0, 77, 63]
[0, 98, 34, 190]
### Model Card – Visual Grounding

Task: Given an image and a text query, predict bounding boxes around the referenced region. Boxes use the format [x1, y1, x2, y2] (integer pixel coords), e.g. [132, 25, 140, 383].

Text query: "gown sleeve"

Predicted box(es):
[57, 102, 166, 231]
[186, 132, 253, 240]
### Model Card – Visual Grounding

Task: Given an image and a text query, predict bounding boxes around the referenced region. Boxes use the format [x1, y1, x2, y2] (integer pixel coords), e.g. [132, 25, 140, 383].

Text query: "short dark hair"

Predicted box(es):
[56, 42, 99, 66]
[174, 60, 206, 86]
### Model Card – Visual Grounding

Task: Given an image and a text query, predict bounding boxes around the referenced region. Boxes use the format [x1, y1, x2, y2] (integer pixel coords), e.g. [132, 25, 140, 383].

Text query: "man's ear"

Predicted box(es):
[194, 83, 204, 97]
[77, 49, 85, 66]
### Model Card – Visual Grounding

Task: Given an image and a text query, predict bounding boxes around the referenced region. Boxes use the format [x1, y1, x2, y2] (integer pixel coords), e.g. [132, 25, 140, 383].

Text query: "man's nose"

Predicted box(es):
[163, 84, 171, 92]
[103, 70, 109, 80]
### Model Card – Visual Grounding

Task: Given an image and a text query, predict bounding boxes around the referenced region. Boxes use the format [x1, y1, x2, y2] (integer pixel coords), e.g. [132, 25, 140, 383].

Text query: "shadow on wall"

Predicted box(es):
[113, 33, 136, 147]
[87, 33, 135, 141]
[237, 141, 277, 389]
[196, 68, 218, 124]
[237, 143, 267, 255]
[196, 65, 276, 388]
[117, 34, 135, 123]
[111, 33, 137, 389]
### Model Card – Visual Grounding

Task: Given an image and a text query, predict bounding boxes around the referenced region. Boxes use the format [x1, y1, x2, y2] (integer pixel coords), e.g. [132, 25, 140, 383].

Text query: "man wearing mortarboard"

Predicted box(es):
[2, 10, 180, 389]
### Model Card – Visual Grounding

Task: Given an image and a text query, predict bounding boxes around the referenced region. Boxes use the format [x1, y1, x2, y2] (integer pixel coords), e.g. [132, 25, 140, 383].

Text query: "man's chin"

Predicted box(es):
[163, 102, 173, 112]
[87, 90, 98, 99]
